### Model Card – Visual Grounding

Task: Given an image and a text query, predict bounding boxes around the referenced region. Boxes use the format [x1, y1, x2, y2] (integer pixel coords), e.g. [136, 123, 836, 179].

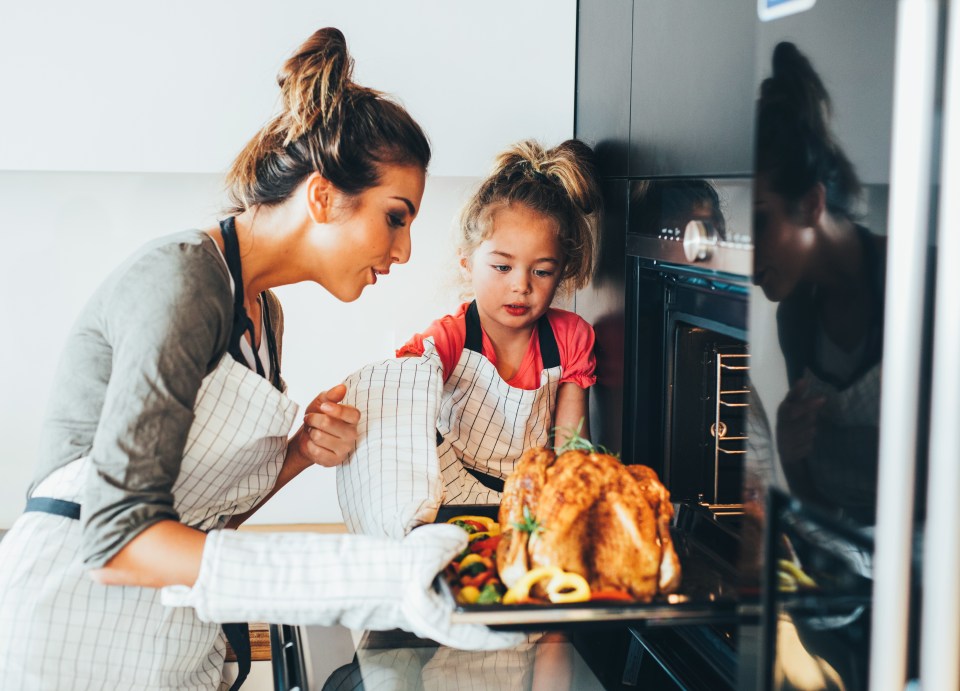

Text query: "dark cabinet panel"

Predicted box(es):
[629, 0, 756, 177]
[575, 0, 633, 178]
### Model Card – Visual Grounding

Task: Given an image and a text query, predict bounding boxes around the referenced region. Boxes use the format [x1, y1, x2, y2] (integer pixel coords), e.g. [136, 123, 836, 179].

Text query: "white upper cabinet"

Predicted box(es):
[0, 0, 575, 176]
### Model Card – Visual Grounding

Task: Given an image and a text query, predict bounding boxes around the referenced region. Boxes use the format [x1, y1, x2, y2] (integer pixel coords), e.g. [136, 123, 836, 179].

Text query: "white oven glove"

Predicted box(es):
[161, 523, 522, 651]
[336, 344, 445, 538]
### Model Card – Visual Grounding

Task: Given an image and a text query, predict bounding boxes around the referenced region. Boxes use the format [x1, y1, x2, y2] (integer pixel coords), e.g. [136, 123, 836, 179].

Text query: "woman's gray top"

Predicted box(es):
[30, 230, 285, 567]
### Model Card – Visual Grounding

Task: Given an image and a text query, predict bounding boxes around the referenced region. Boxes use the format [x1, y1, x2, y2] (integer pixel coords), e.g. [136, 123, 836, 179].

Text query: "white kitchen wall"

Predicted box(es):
[0, 1, 577, 529]
[0, 0, 576, 176]
[0, 172, 478, 528]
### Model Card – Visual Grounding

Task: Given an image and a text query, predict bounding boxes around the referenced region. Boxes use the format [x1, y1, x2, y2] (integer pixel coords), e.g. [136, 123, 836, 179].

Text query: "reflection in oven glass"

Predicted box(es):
[750, 41, 886, 529]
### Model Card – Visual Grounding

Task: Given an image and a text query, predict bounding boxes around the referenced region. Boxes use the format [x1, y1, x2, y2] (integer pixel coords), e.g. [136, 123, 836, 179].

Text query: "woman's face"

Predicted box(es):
[465, 203, 564, 337]
[316, 163, 426, 302]
[753, 176, 817, 302]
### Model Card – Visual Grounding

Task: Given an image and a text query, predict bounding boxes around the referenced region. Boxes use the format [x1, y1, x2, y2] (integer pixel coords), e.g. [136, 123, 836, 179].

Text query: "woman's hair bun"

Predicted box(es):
[277, 27, 355, 145]
[756, 41, 862, 219]
[225, 26, 430, 215]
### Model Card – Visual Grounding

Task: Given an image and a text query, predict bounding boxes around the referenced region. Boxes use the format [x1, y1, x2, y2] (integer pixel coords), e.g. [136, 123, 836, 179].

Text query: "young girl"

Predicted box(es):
[398, 139, 602, 505]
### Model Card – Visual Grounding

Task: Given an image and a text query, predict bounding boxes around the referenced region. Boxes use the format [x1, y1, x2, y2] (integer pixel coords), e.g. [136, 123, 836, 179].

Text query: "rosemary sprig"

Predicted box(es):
[553, 418, 621, 458]
[511, 505, 543, 535]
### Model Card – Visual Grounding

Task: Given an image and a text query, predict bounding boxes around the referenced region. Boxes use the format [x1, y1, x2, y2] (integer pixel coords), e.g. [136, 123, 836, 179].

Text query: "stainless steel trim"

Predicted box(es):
[920, 2, 960, 689]
[448, 603, 755, 627]
[626, 235, 753, 277]
[870, 1, 940, 689]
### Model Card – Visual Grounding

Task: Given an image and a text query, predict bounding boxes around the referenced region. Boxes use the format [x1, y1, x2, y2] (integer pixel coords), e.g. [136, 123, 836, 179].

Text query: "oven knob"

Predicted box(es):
[683, 220, 718, 262]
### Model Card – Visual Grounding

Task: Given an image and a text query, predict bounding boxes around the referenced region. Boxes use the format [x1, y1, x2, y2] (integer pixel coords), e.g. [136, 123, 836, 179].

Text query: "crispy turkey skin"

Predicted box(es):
[496, 447, 682, 601]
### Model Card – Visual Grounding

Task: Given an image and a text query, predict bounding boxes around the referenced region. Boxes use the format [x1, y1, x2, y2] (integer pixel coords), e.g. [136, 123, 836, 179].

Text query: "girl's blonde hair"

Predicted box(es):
[225, 27, 431, 214]
[459, 139, 602, 294]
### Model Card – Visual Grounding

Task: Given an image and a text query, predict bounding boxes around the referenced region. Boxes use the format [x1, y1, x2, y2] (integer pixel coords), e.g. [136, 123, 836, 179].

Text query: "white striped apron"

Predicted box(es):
[0, 355, 298, 691]
[436, 301, 563, 506]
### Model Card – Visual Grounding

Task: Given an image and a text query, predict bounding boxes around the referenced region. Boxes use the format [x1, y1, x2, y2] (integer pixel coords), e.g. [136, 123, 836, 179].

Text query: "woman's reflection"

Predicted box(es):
[754, 42, 885, 527]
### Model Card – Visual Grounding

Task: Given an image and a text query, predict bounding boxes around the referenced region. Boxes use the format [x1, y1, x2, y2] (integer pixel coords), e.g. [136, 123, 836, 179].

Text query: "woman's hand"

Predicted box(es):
[776, 379, 826, 468]
[297, 383, 361, 467]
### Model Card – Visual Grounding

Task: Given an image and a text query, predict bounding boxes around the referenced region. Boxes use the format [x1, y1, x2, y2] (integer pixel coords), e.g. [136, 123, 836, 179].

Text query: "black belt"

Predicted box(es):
[24, 496, 251, 691]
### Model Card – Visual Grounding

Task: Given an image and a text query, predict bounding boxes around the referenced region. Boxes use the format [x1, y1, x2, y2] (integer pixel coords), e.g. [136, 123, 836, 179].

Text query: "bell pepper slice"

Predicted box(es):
[446, 515, 500, 534]
[458, 554, 486, 569]
[546, 572, 591, 604]
[458, 585, 481, 604]
[477, 582, 504, 604]
[460, 570, 494, 588]
[502, 566, 563, 604]
[470, 535, 502, 551]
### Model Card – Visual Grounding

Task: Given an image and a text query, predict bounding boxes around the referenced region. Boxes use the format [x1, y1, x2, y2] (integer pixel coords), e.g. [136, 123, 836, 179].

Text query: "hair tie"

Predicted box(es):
[530, 167, 550, 185]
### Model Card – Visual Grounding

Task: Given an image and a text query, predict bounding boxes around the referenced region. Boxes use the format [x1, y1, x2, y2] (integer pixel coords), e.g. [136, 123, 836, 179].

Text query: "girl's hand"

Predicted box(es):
[298, 384, 361, 467]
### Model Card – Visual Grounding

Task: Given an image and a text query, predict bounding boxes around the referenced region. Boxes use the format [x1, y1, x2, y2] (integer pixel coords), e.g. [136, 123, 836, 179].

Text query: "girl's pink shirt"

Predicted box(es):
[396, 302, 597, 390]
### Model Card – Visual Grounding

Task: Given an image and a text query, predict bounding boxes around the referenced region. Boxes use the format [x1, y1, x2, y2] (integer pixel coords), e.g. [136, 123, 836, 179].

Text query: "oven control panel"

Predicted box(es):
[627, 178, 754, 278]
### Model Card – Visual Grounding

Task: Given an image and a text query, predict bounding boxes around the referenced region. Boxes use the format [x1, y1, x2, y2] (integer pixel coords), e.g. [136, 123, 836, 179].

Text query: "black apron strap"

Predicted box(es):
[223, 622, 252, 691]
[463, 300, 484, 353]
[219, 217, 281, 390]
[537, 313, 561, 370]
[216, 217, 270, 690]
[25, 496, 81, 520]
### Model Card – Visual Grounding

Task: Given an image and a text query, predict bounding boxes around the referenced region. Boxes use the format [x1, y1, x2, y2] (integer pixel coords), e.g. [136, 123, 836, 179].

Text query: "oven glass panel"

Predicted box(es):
[748, 2, 900, 687]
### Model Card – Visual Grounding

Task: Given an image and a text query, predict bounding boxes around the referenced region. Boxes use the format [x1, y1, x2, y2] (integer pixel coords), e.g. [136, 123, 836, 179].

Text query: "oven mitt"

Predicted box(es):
[160, 523, 522, 651]
[336, 343, 445, 538]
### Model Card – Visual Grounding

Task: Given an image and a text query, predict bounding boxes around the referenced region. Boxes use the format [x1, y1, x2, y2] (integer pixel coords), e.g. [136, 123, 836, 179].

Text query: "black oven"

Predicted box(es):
[604, 176, 756, 691]
[624, 177, 752, 513]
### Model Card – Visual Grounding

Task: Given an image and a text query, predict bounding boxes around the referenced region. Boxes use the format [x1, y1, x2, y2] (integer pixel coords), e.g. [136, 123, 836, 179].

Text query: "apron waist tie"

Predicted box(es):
[22, 496, 251, 691]
[436, 430, 506, 493]
[464, 467, 505, 493]
[25, 496, 81, 520]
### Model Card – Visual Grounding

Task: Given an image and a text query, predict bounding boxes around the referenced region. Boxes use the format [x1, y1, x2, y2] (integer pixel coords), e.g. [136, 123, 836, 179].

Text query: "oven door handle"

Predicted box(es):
[870, 1, 941, 689]
[919, 2, 960, 689]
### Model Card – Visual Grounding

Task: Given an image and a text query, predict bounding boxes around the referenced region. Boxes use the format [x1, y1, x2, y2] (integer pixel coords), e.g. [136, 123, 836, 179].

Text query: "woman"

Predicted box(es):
[0, 27, 516, 691]
[753, 41, 885, 525]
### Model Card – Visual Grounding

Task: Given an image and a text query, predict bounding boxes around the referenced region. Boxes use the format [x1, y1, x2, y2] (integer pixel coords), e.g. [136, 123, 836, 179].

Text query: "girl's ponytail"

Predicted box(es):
[461, 139, 603, 293]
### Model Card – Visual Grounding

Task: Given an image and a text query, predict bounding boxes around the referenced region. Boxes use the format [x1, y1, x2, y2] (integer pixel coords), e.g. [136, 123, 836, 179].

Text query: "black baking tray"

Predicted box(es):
[433, 503, 759, 631]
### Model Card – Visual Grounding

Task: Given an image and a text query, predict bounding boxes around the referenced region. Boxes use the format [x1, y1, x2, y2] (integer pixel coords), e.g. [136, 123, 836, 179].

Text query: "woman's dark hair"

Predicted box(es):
[225, 27, 431, 213]
[755, 41, 861, 220]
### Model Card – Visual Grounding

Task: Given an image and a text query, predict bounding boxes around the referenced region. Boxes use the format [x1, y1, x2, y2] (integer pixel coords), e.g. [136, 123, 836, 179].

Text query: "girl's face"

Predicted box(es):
[753, 176, 817, 302]
[315, 163, 426, 302]
[465, 203, 565, 337]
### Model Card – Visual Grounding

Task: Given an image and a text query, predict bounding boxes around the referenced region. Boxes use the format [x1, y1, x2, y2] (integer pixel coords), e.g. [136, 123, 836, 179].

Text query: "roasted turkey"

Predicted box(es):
[497, 447, 681, 601]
